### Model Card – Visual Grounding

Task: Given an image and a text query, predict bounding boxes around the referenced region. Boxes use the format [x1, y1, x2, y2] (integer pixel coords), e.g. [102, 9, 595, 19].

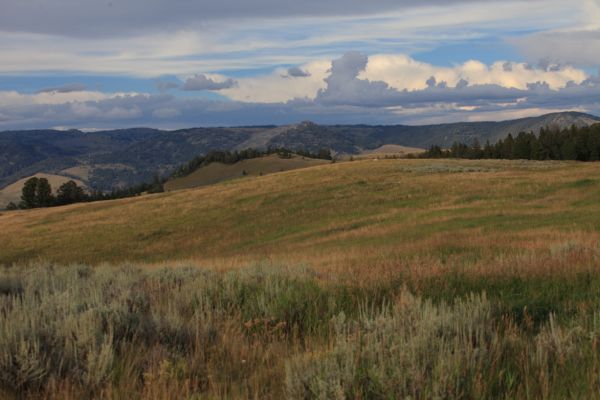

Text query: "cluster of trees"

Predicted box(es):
[172, 147, 332, 178]
[421, 124, 600, 161]
[6, 177, 86, 210]
[6, 176, 164, 210]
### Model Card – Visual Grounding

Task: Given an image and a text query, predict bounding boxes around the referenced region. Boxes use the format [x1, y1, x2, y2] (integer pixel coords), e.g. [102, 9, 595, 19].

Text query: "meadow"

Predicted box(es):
[2, 158, 600, 398]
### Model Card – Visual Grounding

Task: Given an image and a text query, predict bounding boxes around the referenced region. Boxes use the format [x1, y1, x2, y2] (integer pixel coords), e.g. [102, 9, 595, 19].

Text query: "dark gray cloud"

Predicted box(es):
[182, 74, 237, 91]
[0, 0, 533, 37]
[36, 83, 87, 94]
[286, 67, 311, 78]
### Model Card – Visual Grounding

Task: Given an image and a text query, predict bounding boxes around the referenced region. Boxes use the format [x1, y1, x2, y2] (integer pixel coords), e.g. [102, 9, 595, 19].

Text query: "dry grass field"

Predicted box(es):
[2, 158, 600, 399]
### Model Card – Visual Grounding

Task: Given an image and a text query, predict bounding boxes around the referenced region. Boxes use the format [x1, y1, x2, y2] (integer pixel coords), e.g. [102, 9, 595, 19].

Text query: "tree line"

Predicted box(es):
[6, 176, 164, 210]
[172, 147, 332, 178]
[420, 124, 600, 161]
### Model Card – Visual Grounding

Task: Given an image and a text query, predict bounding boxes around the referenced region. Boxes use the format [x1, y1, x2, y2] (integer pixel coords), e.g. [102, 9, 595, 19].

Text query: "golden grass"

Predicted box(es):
[1, 159, 600, 274]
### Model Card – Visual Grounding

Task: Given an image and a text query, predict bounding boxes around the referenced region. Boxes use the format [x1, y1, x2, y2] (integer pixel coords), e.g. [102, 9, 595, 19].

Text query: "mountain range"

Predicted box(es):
[1, 111, 598, 191]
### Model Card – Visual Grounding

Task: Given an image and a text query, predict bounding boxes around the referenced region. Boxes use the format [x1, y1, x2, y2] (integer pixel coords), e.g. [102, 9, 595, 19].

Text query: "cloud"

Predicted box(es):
[286, 67, 311, 78]
[512, 29, 600, 68]
[0, 0, 540, 38]
[36, 83, 87, 94]
[0, 0, 580, 78]
[155, 80, 179, 91]
[1, 77, 600, 131]
[360, 55, 586, 91]
[152, 107, 182, 118]
[314, 52, 533, 108]
[183, 74, 237, 91]
[222, 60, 330, 103]
[509, 0, 600, 67]
[312, 52, 600, 112]
[0, 52, 599, 130]
[316, 51, 396, 106]
[217, 53, 587, 105]
[0, 90, 113, 107]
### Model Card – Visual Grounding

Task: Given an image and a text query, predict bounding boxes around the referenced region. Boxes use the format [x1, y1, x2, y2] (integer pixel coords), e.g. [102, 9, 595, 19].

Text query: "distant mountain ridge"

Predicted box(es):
[1, 112, 598, 191]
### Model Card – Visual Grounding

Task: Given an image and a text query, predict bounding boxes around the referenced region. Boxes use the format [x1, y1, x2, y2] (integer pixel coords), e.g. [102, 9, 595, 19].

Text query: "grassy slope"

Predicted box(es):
[164, 153, 329, 191]
[1, 158, 600, 270]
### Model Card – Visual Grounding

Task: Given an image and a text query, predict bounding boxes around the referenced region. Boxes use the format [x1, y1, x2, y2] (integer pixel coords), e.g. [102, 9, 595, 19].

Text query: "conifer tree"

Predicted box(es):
[20, 177, 39, 209]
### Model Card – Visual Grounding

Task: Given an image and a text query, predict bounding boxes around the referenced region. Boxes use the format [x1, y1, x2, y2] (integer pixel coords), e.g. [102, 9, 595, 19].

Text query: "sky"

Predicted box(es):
[0, 0, 599, 130]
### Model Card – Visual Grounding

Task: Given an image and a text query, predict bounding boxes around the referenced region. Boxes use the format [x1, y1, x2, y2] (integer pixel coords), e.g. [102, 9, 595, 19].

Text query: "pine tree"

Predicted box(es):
[503, 134, 515, 159]
[35, 178, 54, 207]
[20, 177, 39, 209]
[513, 132, 532, 160]
[56, 180, 86, 205]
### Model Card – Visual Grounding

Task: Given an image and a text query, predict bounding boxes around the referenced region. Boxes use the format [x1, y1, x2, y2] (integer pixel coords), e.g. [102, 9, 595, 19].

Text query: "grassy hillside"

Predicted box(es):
[164, 154, 329, 191]
[3, 158, 600, 399]
[2, 158, 600, 270]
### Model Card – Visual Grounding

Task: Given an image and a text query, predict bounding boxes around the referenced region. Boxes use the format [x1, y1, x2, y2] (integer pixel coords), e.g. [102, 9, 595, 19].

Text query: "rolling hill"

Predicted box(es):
[164, 153, 330, 191]
[1, 112, 598, 192]
[2, 157, 600, 269]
